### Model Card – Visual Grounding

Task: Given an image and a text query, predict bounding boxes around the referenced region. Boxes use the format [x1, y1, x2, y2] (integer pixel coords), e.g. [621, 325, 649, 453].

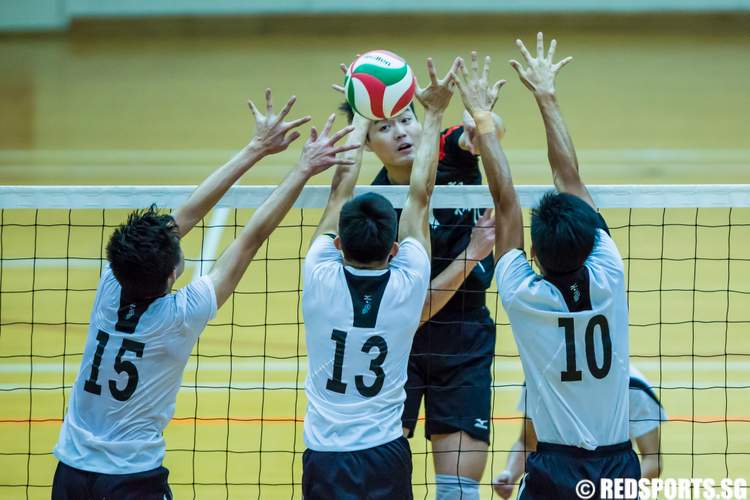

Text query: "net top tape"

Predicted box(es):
[1, 185, 750, 209]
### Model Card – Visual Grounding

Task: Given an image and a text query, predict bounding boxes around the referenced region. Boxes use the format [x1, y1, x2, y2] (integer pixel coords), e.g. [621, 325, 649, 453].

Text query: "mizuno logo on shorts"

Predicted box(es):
[474, 418, 488, 429]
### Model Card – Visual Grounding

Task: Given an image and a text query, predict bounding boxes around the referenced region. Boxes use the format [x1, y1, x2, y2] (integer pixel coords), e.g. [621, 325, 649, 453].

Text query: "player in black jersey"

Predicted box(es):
[336, 61, 505, 497]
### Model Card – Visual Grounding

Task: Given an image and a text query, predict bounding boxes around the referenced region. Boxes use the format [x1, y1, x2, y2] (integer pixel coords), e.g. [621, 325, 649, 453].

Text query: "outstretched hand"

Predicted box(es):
[510, 32, 572, 96]
[454, 51, 506, 115]
[298, 113, 360, 176]
[248, 89, 311, 155]
[415, 57, 460, 113]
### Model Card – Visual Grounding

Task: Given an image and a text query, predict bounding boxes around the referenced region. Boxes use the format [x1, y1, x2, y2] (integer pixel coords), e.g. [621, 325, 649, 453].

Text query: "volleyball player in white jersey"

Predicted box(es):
[51, 90, 358, 500]
[301, 58, 458, 500]
[454, 35, 640, 499]
[493, 365, 668, 497]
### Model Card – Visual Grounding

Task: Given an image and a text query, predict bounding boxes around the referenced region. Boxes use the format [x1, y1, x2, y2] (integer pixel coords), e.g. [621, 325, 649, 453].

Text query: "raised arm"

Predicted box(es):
[398, 58, 459, 257]
[510, 33, 594, 209]
[311, 112, 369, 242]
[172, 89, 310, 238]
[455, 52, 523, 257]
[208, 117, 357, 308]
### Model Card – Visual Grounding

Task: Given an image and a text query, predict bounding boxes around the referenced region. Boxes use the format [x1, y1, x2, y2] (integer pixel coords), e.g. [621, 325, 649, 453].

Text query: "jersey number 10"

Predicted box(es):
[326, 330, 388, 398]
[559, 315, 612, 382]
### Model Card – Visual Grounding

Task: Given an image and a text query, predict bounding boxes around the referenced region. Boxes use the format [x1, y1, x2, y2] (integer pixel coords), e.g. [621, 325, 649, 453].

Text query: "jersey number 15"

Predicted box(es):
[83, 330, 144, 401]
[559, 315, 612, 382]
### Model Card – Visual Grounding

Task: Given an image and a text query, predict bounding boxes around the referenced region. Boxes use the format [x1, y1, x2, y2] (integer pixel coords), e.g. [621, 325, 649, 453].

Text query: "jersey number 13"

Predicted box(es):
[326, 330, 388, 398]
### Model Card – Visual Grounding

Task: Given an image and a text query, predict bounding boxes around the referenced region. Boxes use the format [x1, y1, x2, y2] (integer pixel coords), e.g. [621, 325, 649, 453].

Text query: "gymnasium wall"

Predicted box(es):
[3, 0, 750, 32]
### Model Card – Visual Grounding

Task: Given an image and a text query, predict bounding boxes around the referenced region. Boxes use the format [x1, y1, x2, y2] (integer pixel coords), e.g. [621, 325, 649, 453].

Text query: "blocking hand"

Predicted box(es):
[298, 113, 360, 176]
[415, 57, 460, 113]
[454, 51, 506, 115]
[248, 89, 311, 155]
[510, 32, 573, 96]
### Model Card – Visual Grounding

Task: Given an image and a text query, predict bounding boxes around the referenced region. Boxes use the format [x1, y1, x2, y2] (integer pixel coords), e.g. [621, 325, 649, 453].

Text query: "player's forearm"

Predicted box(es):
[475, 122, 516, 215]
[640, 456, 663, 479]
[420, 250, 477, 322]
[210, 165, 311, 306]
[505, 438, 527, 483]
[408, 109, 443, 206]
[535, 93, 582, 193]
[239, 166, 311, 252]
[173, 143, 265, 238]
[397, 109, 443, 247]
[314, 119, 368, 238]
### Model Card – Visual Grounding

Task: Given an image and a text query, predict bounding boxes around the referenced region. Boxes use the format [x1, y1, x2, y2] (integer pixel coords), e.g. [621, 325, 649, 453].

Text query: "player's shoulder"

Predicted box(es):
[389, 238, 430, 286]
[304, 234, 344, 282]
[437, 125, 478, 177]
[585, 228, 625, 279]
[495, 249, 550, 307]
[393, 237, 429, 268]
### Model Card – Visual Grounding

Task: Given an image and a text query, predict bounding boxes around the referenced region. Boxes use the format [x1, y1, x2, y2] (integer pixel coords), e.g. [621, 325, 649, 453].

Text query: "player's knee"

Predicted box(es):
[435, 474, 480, 500]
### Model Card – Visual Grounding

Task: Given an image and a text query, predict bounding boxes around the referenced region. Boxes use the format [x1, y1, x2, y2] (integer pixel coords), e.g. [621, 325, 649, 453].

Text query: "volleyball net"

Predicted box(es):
[0, 184, 748, 499]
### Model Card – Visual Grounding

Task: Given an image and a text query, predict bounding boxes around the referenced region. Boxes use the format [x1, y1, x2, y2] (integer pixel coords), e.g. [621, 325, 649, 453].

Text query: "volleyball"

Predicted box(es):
[344, 50, 416, 120]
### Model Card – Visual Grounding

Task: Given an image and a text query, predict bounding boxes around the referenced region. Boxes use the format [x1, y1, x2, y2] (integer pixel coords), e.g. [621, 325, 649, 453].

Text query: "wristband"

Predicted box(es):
[474, 111, 495, 135]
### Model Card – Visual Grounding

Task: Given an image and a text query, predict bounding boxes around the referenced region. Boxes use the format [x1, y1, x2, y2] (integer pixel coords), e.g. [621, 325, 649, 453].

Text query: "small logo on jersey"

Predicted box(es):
[569, 283, 581, 303]
[429, 212, 440, 230]
[362, 295, 373, 315]
[474, 418, 488, 430]
[125, 304, 136, 320]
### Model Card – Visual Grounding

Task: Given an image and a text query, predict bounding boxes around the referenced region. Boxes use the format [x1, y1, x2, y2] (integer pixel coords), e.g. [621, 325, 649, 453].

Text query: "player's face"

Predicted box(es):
[366, 108, 422, 170]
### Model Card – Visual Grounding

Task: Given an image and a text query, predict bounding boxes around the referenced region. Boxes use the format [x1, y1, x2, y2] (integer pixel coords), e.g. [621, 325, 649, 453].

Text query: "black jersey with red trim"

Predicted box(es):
[372, 125, 494, 320]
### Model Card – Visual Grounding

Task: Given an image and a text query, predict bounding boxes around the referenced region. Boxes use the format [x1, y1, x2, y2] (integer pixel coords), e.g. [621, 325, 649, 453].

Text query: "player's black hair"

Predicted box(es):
[338, 192, 398, 265]
[531, 192, 600, 275]
[106, 204, 182, 299]
[338, 100, 418, 125]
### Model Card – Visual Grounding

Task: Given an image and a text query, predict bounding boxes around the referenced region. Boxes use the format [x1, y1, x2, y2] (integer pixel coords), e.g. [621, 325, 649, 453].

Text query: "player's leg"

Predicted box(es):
[51, 461, 91, 500]
[432, 431, 488, 498]
[423, 318, 494, 499]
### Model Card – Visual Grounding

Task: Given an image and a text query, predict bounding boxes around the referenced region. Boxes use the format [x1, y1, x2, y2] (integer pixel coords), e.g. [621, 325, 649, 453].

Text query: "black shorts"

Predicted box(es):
[302, 436, 413, 500]
[52, 460, 172, 500]
[402, 309, 495, 444]
[518, 441, 641, 500]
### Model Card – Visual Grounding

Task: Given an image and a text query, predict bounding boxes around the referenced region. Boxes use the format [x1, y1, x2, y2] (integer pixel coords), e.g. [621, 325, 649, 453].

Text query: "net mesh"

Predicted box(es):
[0, 184, 749, 498]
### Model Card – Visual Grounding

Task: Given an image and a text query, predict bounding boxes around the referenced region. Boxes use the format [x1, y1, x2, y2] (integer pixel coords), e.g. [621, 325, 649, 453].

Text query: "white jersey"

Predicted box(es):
[496, 228, 630, 450]
[518, 365, 667, 439]
[54, 263, 217, 474]
[302, 235, 430, 452]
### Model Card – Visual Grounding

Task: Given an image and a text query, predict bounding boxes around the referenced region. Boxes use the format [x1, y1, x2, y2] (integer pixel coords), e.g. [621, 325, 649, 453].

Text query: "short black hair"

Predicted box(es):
[338, 100, 417, 124]
[338, 192, 398, 265]
[106, 204, 181, 299]
[531, 192, 600, 275]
